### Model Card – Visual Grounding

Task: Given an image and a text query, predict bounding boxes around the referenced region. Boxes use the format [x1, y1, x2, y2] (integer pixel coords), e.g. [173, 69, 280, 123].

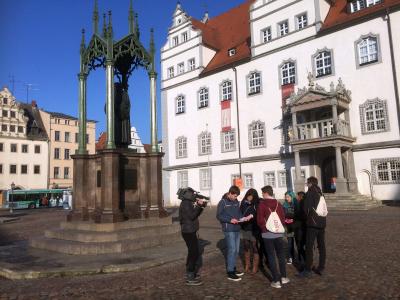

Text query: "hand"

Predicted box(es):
[245, 214, 254, 221]
[196, 199, 204, 206]
[231, 218, 239, 224]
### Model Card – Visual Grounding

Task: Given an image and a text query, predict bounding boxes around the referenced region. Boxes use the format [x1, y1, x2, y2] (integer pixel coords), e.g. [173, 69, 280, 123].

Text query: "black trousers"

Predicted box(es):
[305, 227, 326, 271]
[294, 226, 306, 263]
[263, 237, 286, 282]
[182, 232, 200, 275]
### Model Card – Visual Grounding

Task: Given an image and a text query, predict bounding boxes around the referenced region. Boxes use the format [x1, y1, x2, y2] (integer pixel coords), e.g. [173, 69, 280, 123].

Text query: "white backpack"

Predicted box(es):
[265, 202, 285, 233]
[314, 195, 328, 217]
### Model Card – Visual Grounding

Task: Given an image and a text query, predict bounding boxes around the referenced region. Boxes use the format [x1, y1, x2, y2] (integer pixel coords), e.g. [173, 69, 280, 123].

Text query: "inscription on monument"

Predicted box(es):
[124, 168, 137, 190]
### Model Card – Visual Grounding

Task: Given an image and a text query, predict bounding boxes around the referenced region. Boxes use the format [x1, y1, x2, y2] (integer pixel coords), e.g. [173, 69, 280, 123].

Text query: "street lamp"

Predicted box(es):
[10, 182, 15, 214]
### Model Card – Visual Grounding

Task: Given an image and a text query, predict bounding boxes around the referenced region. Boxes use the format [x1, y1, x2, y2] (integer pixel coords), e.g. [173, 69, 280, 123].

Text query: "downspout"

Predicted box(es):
[232, 67, 242, 177]
[385, 8, 400, 132]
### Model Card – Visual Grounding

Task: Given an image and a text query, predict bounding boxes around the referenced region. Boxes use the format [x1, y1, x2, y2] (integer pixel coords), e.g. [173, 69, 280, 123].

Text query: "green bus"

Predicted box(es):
[4, 189, 70, 210]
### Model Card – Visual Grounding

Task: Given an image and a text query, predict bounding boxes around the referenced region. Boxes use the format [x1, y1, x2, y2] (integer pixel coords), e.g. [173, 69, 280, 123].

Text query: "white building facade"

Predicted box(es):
[161, 0, 400, 206]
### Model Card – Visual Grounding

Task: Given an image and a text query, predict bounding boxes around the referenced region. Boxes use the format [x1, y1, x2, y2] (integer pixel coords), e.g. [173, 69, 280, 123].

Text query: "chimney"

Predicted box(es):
[31, 100, 37, 108]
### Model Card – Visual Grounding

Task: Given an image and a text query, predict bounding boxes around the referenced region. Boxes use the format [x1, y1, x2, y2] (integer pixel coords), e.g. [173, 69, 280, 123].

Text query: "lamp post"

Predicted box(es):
[10, 182, 15, 214]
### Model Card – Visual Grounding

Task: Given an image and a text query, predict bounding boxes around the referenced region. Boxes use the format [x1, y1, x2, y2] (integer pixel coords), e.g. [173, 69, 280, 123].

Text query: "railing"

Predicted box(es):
[294, 118, 350, 141]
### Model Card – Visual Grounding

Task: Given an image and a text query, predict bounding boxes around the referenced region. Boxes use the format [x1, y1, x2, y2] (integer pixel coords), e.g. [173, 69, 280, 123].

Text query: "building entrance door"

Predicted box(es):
[322, 156, 336, 193]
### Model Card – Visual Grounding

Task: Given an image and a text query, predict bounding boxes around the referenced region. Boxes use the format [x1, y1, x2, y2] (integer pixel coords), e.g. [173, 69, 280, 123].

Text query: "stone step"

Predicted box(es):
[323, 193, 382, 211]
[60, 217, 173, 232]
[30, 232, 181, 255]
[44, 223, 180, 243]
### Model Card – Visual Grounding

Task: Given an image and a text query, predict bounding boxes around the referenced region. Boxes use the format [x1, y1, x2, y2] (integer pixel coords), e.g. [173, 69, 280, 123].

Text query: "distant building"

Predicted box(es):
[40, 110, 96, 189]
[0, 87, 49, 193]
[128, 127, 146, 153]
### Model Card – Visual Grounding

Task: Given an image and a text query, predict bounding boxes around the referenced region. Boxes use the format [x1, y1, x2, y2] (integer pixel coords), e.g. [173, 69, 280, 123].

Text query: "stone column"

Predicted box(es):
[67, 155, 89, 221]
[332, 100, 338, 135]
[77, 72, 88, 154]
[291, 111, 298, 140]
[347, 149, 359, 193]
[335, 146, 348, 193]
[294, 150, 304, 192]
[149, 71, 158, 153]
[106, 59, 116, 149]
[344, 109, 352, 136]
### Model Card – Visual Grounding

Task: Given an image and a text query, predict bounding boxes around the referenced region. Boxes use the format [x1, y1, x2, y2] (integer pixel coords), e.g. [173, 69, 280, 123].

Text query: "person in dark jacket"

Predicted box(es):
[294, 191, 306, 265]
[283, 191, 298, 265]
[179, 190, 207, 286]
[240, 188, 260, 274]
[298, 176, 326, 277]
[217, 185, 252, 281]
[257, 186, 289, 289]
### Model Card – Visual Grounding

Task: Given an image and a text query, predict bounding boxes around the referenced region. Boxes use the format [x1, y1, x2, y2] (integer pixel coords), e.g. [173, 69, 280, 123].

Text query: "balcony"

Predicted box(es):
[295, 118, 351, 140]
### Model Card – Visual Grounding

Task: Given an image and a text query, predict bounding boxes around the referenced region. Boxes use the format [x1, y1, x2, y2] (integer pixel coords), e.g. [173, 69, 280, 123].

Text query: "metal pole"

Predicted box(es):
[9, 186, 14, 214]
[206, 123, 211, 207]
[149, 72, 158, 152]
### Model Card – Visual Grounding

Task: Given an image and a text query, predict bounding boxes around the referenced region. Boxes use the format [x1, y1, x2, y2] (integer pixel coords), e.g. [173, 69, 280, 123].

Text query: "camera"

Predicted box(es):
[177, 187, 210, 203]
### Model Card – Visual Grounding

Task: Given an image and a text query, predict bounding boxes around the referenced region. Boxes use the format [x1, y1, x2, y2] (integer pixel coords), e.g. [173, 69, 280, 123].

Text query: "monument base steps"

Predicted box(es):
[325, 194, 381, 210]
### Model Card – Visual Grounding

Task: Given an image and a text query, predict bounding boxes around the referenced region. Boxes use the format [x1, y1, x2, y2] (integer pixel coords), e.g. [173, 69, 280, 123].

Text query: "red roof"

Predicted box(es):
[322, 0, 400, 31]
[96, 132, 106, 151]
[191, 0, 255, 75]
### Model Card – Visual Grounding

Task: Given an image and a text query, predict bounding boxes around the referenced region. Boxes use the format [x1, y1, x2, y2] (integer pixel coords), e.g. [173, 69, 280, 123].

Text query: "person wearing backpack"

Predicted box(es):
[298, 176, 327, 278]
[257, 185, 289, 289]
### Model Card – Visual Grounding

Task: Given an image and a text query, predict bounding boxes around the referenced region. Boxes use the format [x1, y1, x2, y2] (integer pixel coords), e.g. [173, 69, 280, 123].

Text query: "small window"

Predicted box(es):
[199, 168, 212, 190]
[261, 27, 272, 43]
[278, 20, 289, 36]
[75, 132, 79, 143]
[314, 50, 333, 77]
[359, 98, 389, 134]
[1, 124, 7, 132]
[21, 165, 28, 174]
[172, 36, 179, 47]
[10, 125, 15, 133]
[55, 131, 60, 141]
[0, 164, 3, 174]
[0, 143, 3, 151]
[249, 121, 266, 149]
[182, 31, 188, 42]
[357, 36, 379, 66]
[176, 95, 185, 114]
[248, 72, 261, 95]
[54, 148, 60, 159]
[54, 167, 60, 179]
[281, 61, 296, 85]
[22, 144, 28, 153]
[198, 88, 209, 108]
[86, 134, 89, 144]
[65, 132, 70, 142]
[221, 130, 236, 152]
[221, 80, 232, 101]
[198, 132, 212, 155]
[2, 110, 8, 117]
[244, 174, 253, 188]
[3, 98, 7, 105]
[34, 145, 41, 154]
[10, 164, 17, 174]
[18, 126, 24, 133]
[264, 172, 276, 187]
[296, 13, 308, 30]
[278, 171, 287, 187]
[10, 111, 16, 118]
[168, 67, 175, 78]
[188, 58, 196, 71]
[228, 48, 236, 57]
[10, 144, 17, 153]
[177, 62, 184, 75]
[177, 170, 189, 189]
[372, 158, 400, 184]
[64, 167, 70, 179]
[176, 136, 187, 158]
[64, 149, 70, 160]
[34, 165, 40, 174]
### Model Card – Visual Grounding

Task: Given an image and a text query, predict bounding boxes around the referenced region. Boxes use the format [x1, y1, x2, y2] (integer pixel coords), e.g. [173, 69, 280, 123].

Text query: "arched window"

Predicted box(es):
[359, 98, 389, 134]
[313, 50, 333, 77]
[220, 80, 232, 101]
[372, 158, 400, 184]
[280, 61, 296, 86]
[175, 136, 187, 158]
[198, 131, 211, 155]
[356, 36, 379, 66]
[176, 95, 185, 114]
[247, 72, 261, 95]
[198, 88, 209, 108]
[248, 121, 266, 148]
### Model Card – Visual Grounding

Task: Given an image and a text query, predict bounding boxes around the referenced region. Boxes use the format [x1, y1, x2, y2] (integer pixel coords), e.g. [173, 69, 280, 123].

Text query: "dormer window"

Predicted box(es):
[228, 48, 236, 57]
[172, 36, 179, 47]
[350, 0, 381, 13]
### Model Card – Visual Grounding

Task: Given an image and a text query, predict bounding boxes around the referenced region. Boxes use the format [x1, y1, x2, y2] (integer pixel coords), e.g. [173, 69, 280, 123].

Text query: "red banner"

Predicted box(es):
[281, 83, 295, 108]
[221, 100, 231, 132]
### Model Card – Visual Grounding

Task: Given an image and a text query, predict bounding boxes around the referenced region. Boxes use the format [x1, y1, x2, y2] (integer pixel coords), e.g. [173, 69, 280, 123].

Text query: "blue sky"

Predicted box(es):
[0, 0, 244, 143]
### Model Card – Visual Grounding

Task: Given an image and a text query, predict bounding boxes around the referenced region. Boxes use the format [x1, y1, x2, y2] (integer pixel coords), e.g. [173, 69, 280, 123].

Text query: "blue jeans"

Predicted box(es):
[224, 231, 240, 273]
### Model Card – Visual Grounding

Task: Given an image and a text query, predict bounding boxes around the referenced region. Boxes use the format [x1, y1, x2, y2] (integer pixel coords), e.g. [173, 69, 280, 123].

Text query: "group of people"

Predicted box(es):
[178, 176, 327, 288]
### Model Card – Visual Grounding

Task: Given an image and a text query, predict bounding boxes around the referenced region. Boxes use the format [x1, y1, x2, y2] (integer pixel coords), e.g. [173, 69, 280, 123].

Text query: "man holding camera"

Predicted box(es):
[178, 188, 208, 286]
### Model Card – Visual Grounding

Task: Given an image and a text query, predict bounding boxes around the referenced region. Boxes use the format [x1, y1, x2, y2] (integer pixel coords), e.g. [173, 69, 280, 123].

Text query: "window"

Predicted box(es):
[264, 172, 276, 187]
[1, 124, 7, 132]
[198, 132, 211, 155]
[64, 149, 70, 160]
[296, 13, 308, 29]
[177, 62, 184, 75]
[10, 144, 17, 152]
[278, 20, 289, 36]
[10, 164, 17, 174]
[182, 31, 188, 42]
[198, 88, 209, 108]
[278, 171, 287, 187]
[55, 131, 60, 141]
[35, 145, 41, 153]
[261, 27, 272, 43]
[54, 148, 60, 159]
[0, 164, 2, 174]
[168, 67, 175, 78]
[22, 144, 28, 153]
[280, 61, 296, 85]
[10, 125, 15, 132]
[244, 174, 253, 188]
[64, 167, 70, 179]
[188, 58, 195, 71]
[2, 110, 8, 117]
[221, 130, 236, 152]
[10, 111, 16, 118]
[177, 170, 189, 189]
[18, 126, 23, 133]
[176, 95, 185, 114]
[65, 120, 70, 125]
[350, 0, 381, 12]
[65, 132, 70, 142]
[221, 80, 232, 101]
[359, 98, 389, 134]
[176, 136, 187, 158]
[3, 98, 7, 104]
[0, 143, 3, 151]
[248, 72, 261, 95]
[228, 48, 236, 57]
[172, 36, 179, 47]
[292, 169, 306, 186]
[75, 132, 79, 143]
[314, 50, 333, 77]
[249, 121, 265, 148]
[54, 167, 60, 179]
[231, 174, 241, 185]
[86, 134, 89, 144]
[372, 158, 400, 184]
[199, 168, 212, 190]
[357, 36, 379, 65]
[21, 165, 28, 174]
[34, 165, 40, 174]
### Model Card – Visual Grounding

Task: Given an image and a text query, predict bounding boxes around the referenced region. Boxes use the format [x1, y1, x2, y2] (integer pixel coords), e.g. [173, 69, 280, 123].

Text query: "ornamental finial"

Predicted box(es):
[128, 0, 135, 35]
[108, 10, 113, 37]
[92, 0, 99, 34]
[102, 13, 107, 38]
[80, 28, 86, 53]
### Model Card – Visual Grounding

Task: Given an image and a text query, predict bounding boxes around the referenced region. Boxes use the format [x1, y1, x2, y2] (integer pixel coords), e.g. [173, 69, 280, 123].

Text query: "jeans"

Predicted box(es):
[224, 231, 240, 273]
[182, 232, 201, 278]
[263, 237, 287, 282]
[287, 236, 295, 260]
[305, 227, 326, 271]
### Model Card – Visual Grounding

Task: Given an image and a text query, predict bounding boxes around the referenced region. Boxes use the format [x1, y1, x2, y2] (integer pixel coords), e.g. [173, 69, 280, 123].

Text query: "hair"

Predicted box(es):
[307, 176, 318, 186]
[261, 185, 273, 197]
[243, 188, 260, 202]
[228, 185, 240, 196]
[284, 191, 298, 208]
[297, 191, 306, 199]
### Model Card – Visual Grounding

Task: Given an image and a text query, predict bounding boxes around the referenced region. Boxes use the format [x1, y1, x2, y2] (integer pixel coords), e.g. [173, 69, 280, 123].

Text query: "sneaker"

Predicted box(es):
[227, 272, 242, 281]
[195, 274, 201, 280]
[281, 277, 290, 284]
[235, 270, 244, 277]
[270, 281, 282, 289]
[287, 258, 293, 265]
[296, 270, 312, 278]
[312, 267, 324, 276]
[185, 279, 203, 286]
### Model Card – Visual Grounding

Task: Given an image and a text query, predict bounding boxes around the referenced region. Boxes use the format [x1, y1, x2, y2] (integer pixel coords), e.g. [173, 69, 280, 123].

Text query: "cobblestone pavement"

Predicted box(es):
[0, 206, 399, 299]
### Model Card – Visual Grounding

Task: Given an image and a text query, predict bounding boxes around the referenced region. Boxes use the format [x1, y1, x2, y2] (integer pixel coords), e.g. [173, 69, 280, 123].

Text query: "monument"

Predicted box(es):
[30, 1, 179, 255]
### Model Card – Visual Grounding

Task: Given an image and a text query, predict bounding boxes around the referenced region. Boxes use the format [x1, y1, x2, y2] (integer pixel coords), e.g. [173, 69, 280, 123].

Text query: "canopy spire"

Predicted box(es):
[149, 28, 155, 72]
[107, 10, 113, 38]
[92, 0, 99, 34]
[135, 13, 140, 38]
[102, 13, 107, 38]
[128, 0, 135, 35]
[80, 28, 86, 53]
